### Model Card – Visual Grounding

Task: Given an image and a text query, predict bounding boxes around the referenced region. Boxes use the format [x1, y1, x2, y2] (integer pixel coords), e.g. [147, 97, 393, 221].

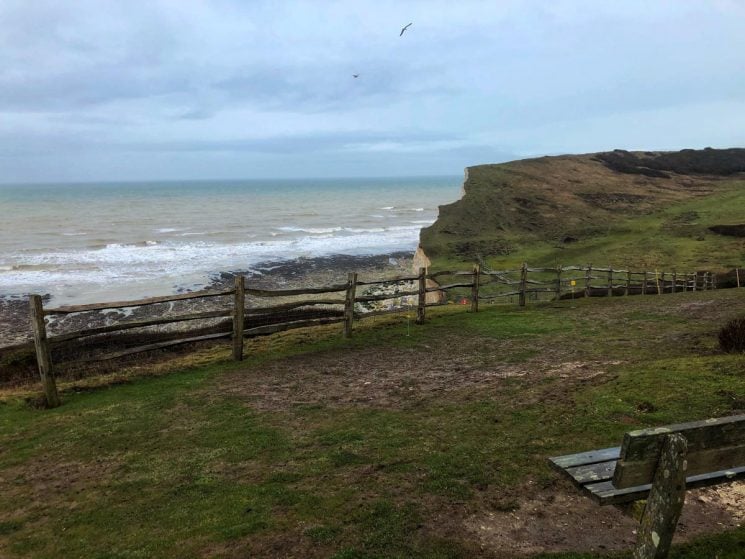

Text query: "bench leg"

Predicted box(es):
[633, 433, 688, 559]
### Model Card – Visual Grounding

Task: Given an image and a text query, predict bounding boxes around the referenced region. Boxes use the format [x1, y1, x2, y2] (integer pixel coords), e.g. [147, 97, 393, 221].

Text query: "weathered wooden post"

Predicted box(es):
[625, 270, 631, 296]
[607, 267, 613, 297]
[555, 265, 562, 300]
[29, 295, 61, 408]
[659, 271, 665, 295]
[642, 271, 648, 295]
[671, 270, 677, 294]
[737, 268, 741, 288]
[232, 275, 245, 361]
[584, 265, 592, 298]
[692, 272, 697, 292]
[344, 272, 358, 338]
[633, 434, 687, 559]
[518, 262, 528, 307]
[471, 264, 480, 313]
[415, 267, 426, 324]
[702, 272, 708, 291]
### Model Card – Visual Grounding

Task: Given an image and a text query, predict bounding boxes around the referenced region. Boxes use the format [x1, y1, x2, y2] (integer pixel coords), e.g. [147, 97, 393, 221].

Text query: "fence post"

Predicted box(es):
[692, 272, 697, 292]
[416, 267, 426, 324]
[625, 270, 631, 296]
[642, 271, 648, 295]
[232, 275, 245, 361]
[659, 271, 665, 295]
[737, 268, 741, 288]
[713, 272, 718, 290]
[607, 267, 613, 297]
[555, 265, 562, 300]
[344, 272, 358, 337]
[519, 262, 528, 307]
[471, 264, 480, 313]
[671, 270, 677, 294]
[584, 264, 592, 298]
[702, 272, 708, 291]
[29, 295, 61, 408]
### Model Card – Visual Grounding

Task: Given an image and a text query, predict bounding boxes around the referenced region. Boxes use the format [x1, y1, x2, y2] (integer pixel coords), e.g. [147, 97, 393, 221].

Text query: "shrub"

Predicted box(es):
[718, 318, 745, 353]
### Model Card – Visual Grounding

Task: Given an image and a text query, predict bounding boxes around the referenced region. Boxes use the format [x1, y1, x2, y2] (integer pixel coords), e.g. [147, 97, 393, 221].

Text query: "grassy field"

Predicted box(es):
[1, 289, 744, 558]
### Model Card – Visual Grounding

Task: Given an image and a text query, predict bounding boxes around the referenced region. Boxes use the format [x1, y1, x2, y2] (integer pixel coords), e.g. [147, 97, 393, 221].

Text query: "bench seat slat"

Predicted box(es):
[584, 465, 745, 505]
[548, 446, 620, 469]
[565, 460, 617, 485]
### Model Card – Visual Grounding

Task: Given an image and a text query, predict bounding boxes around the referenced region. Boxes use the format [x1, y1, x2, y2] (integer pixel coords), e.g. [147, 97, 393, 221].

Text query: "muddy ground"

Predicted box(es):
[212, 330, 744, 557]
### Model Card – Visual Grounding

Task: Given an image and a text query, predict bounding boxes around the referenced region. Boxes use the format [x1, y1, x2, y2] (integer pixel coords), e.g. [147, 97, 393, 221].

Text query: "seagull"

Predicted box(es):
[353, 74, 359, 78]
[399, 22, 412, 36]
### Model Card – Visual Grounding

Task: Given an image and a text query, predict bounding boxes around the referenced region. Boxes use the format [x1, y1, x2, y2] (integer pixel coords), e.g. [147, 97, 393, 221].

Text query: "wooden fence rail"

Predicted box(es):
[26, 262, 722, 408]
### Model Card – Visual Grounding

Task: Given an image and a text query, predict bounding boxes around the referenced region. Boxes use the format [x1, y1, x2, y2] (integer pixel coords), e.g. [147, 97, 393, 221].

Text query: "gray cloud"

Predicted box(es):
[0, 0, 744, 182]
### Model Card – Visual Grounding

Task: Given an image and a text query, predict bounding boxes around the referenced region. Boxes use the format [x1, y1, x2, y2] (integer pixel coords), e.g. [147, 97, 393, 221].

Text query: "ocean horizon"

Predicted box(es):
[0, 176, 461, 305]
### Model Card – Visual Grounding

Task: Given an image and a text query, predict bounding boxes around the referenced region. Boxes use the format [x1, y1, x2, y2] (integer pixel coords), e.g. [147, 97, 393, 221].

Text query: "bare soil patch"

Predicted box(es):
[212, 333, 743, 556]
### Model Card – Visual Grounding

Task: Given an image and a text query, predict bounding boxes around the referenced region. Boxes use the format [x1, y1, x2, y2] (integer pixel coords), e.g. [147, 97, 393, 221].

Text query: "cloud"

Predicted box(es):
[0, 1, 743, 181]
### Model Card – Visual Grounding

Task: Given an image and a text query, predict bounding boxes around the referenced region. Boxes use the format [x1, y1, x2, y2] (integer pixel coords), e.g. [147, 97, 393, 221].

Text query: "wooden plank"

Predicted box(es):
[246, 284, 348, 297]
[44, 288, 235, 314]
[634, 434, 687, 559]
[232, 275, 245, 361]
[426, 270, 458, 278]
[584, 465, 745, 505]
[71, 331, 232, 363]
[416, 267, 426, 324]
[616, 444, 745, 488]
[48, 309, 233, 343]
[248, 299, 346, 314]
[355, 275, 419, 286]
[471, 265, 480, 313]
[426, 282, 473, 292]
[245, 317, 345, 337]
[344, 272, 357, 339]
[549, 447, 621, 469]
[613, 415, 745, 488]
[355, 290, 419, 302]
[565, 460, 617, 486]
[519, 262, 528, 307]
[29, 295, 61, 408]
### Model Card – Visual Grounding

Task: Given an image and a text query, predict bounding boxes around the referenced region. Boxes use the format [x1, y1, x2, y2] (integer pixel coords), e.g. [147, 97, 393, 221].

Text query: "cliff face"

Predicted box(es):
[419, 148, 745, 263]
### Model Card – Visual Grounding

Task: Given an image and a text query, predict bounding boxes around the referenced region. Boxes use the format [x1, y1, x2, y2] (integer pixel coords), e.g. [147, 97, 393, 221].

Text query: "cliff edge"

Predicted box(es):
[419, 148, 745, 265]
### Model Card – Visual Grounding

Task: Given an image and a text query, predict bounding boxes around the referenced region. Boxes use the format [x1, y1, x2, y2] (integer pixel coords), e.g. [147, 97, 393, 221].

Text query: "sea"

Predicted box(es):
[0, 176, 461, 305]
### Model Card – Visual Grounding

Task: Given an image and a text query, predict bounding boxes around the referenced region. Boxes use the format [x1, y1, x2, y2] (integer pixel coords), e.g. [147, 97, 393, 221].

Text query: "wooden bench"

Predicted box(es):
[549, 414, 745, 559]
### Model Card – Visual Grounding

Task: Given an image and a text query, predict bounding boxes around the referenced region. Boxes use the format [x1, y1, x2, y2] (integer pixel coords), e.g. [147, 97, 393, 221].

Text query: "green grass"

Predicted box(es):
[428, 178, 745, 272]
[1, 290, 744, 557]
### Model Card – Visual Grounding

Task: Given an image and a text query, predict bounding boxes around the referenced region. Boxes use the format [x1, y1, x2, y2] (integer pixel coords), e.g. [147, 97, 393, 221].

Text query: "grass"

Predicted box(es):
[426, 175, 745, 273]
[1, 289, 744, 557]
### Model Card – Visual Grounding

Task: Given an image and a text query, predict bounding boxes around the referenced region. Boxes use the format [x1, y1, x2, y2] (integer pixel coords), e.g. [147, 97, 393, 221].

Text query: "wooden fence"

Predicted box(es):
[27, 264, 719, 407]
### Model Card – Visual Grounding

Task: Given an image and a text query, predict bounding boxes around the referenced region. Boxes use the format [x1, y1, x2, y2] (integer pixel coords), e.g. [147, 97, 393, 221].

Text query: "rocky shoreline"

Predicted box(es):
[0, 251, 415, 349]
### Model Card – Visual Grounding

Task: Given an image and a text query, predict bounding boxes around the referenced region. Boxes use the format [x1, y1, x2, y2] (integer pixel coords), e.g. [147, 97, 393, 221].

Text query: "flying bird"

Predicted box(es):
[399, 22, 412, 36]
[353, 74, 359, 78]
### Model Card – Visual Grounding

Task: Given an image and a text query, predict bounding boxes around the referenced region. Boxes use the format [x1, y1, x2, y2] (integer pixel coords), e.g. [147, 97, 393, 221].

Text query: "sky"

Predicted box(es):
[1, 0, 745, 183]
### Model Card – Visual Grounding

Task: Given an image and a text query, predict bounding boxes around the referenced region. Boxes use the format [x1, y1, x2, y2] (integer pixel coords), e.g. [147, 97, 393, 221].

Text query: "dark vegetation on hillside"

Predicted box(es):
[719, 317, 745, 353]
[594, 148, 745, 178]
[709, 224, 745, 237]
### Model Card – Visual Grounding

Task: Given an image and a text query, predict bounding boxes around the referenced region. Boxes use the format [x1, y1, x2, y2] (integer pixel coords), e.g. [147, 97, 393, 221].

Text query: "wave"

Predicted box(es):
[277, 226, 343, 234]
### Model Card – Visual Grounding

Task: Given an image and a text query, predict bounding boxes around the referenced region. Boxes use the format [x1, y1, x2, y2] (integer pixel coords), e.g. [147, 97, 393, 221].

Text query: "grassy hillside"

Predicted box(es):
[1, 289, 744, 558]
[420, 149, 745, 272]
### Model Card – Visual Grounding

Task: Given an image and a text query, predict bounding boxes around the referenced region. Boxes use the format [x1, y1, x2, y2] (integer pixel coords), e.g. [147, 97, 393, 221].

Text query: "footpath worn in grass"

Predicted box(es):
[1, 290, 744, 558]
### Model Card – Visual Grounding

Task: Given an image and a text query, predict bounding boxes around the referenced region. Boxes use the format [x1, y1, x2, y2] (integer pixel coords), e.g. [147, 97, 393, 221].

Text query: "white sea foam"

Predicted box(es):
[0, 176, 460, 303]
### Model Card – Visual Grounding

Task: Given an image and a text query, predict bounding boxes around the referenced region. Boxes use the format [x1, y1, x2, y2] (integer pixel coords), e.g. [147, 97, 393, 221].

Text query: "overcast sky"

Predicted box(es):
[2, 0, 744, 183]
